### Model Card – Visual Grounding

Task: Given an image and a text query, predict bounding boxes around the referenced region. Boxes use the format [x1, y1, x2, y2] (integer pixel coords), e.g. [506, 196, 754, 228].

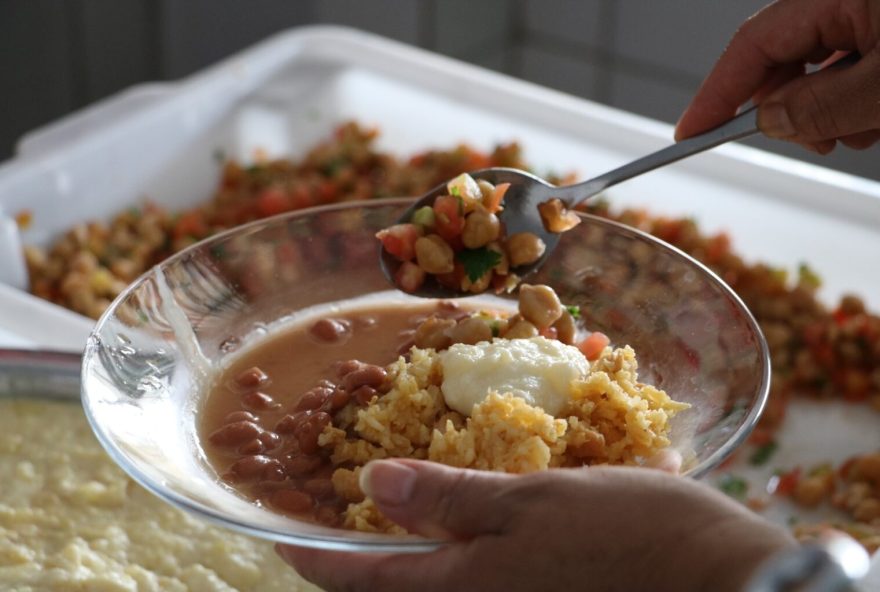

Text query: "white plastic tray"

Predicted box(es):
[0, 25, 878, 570]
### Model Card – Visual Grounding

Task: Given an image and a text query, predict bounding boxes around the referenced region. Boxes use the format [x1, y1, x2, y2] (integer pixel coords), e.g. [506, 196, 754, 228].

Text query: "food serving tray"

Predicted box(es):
[0, 25, 878, 567]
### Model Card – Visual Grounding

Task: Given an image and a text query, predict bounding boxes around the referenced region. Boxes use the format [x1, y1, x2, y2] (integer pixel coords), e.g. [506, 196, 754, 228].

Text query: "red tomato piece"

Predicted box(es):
[773, 467, 801, 496]
[256, 188, 290, 217]
[376, 224, 421, 262]
[433, 194, 464, 242]
[578, 332, 610, 360]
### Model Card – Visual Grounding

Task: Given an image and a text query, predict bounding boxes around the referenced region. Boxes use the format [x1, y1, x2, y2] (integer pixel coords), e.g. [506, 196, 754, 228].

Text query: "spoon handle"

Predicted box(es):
[565, 106, 758, 202]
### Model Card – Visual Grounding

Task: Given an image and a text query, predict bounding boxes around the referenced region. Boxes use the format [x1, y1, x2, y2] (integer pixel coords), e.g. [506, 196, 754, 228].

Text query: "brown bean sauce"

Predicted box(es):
[199, 300, 469, 526]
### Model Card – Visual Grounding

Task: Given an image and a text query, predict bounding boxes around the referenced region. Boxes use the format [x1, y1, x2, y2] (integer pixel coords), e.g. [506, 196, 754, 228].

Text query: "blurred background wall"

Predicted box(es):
[2, 0, 877, 179]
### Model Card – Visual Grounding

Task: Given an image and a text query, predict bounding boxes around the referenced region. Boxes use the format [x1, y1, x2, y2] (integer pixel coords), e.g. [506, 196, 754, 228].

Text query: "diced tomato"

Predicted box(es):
[772, 467, 801, 496]
[578, 332, 610, 360]
[256, 188, 289, 217]
[173, 211, 208, 239]
[395, 261, 426, 293]
[484, 183, 509, 214]
[318, 180, 338, 204]
[433, 194, 464, 242]
[706, 232, 731, 263]
[376, 224, 422, 262]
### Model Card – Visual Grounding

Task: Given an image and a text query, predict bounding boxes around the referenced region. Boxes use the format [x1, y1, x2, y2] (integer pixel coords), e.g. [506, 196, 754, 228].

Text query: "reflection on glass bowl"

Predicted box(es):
[81, 198, 770, 552]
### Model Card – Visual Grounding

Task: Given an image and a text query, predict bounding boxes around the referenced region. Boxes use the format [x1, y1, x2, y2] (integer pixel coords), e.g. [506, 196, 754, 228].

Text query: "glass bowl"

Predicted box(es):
[81, 198, 770, 552]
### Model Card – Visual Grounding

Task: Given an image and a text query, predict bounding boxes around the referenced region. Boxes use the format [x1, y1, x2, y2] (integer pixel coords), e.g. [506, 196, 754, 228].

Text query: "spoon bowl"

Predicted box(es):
[380, 106, 760, 297]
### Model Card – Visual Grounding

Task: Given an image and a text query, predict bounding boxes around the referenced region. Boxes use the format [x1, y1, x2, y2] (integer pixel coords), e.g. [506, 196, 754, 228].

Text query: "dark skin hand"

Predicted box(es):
[676, 0, 880, 154]
[277, 458, 794, 592]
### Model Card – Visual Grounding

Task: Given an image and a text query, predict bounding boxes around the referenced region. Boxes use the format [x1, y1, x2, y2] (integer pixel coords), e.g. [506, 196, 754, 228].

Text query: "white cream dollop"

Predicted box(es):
[439, 336, 589, 417]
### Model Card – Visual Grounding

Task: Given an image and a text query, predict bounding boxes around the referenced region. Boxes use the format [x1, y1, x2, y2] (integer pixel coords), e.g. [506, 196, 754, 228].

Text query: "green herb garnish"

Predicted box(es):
[565, 304, 581, 319]
[718, 474, 749, 500]
[457, 247, 502, 282]
[449, 186, 461, 197]
[798, 263, 822, 289]
[749, 441, 778, 466]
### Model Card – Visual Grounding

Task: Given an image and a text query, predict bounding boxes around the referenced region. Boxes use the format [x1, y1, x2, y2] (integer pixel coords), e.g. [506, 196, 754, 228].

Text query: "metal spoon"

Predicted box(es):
[380, 52, 860, 298]
[381, 106, 757, 297]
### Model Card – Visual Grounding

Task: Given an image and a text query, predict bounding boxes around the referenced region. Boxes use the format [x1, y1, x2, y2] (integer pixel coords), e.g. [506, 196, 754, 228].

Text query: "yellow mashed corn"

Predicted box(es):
[0, 400, 319, 592]
[319, 344, 689, 533]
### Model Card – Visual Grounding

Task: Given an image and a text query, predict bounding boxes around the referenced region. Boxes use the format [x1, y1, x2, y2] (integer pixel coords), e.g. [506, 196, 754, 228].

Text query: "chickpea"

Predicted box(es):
[506, 232, 546, 267]
[461, 270, 492, 294]
[448, 316, 493, 345]
[477, 179, 496, 201]
[415, 235, 455, 274]
[414, 316, 456, 349]
[793, 474, 833, 507]
[486, 242, 509, 275]
[518, 284, 563, 329]
[462, 210, 501, 249]
[505, 319, 539, 339]
[553, 310, 577, 345]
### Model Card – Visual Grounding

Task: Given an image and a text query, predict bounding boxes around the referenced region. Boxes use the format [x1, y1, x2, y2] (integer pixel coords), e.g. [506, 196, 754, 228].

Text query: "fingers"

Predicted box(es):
[359, 459, 517, 539]
[675, 0, 879, 140]
[838, 129, 880, 150]
[643, 448, 683, 474]
[276, 543, 464, 592]
[757, 46, 880, 143]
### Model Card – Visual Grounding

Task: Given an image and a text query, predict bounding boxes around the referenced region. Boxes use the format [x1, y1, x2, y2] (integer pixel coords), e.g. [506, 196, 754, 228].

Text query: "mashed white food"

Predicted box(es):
[439, 336, 589, 416]
[0, 399, 320, 592]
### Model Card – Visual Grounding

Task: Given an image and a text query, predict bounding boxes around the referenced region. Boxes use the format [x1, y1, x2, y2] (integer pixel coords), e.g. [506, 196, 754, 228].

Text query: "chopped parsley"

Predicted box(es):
[748, 441, 778, 466]
[456, 247, 502, 282]
[565, 304, 581, 319]
[798, 263, 822, 289]
[449, 186, 461, 197]
[717, 473, 749, 500]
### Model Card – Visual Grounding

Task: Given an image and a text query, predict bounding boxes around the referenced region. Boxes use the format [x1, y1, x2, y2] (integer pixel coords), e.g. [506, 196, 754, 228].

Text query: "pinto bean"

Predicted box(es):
[209, 421, 262, 446]
[309, 318, 351, 343]
[223, 410, 257, 424]
[284, 454, 325, 476]
[241, 391, 279, 411]
[343, 364, 387, 392]
[295, 386, 333, 411]
[258, 431, 281, 450]
[326, 388, 351, 412]
[303, 478, 336, 499]
[270, 489, 314, 514]
[234, 367, 269, 389]
[297, 411, 331, 455]
[238, 438, 265, 455]
[315, 505, 342, 526]
[335, 360, 363, 378]
[352, 385, 378, 406]
[229, 455, 284, 481]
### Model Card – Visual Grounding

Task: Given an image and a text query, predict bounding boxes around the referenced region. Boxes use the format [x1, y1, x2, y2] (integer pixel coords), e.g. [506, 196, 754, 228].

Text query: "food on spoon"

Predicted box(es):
[377, 173, 549, 294]
[538, 198, 582, 233]
[199, 284, 688, 533]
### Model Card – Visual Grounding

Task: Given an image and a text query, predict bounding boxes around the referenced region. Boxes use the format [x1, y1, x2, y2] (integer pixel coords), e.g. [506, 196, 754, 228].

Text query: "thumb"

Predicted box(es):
[359, 459, 516, 539]
[757, 48, 880, 144]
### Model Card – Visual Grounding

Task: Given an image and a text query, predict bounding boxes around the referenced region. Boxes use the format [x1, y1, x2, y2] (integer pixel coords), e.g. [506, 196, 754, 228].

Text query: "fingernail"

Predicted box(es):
[359, 460, 417, 506]
[758, 102, 796, 138]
